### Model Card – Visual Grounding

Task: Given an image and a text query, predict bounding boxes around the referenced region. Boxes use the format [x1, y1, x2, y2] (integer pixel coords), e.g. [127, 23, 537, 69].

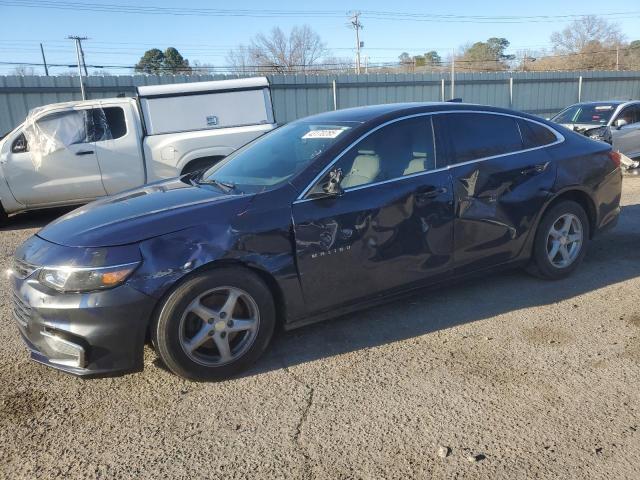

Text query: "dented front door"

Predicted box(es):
[291, 171, 454, 314]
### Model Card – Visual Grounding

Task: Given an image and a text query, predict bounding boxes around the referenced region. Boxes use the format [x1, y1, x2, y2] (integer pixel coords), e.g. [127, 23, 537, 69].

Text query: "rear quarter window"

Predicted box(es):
[518, 119, 557, 149]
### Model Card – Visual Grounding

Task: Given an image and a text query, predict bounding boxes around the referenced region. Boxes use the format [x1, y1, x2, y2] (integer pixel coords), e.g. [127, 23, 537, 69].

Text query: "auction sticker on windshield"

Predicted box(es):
[302, 129, 347, 139]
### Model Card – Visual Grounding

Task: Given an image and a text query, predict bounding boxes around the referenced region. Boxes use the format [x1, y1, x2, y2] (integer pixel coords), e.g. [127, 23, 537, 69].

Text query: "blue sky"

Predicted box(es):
[0, 0, 638, 74]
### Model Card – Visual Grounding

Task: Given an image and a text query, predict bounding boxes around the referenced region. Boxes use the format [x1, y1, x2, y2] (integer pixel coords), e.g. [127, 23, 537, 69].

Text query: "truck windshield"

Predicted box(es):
[201, 121, 355, 193]
[552, 104, 618, 126]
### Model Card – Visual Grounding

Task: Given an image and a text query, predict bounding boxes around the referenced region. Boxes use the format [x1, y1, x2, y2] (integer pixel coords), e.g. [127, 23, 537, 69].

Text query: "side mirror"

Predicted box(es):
[615, 118, 628, 129]
[322, 168, 344, 197]
[11, 133, 27, 153]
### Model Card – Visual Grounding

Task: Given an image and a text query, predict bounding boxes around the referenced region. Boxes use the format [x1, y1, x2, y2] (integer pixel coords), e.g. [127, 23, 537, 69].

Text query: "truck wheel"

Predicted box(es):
[151, 268, 276, 380]
[182, 157, 223, 175]
[527, 200, 590, 280]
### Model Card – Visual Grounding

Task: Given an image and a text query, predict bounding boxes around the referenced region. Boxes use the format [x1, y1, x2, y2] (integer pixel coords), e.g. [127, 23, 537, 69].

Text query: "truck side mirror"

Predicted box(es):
[11, 133, 28, 153]
[615, 118, 629, 130]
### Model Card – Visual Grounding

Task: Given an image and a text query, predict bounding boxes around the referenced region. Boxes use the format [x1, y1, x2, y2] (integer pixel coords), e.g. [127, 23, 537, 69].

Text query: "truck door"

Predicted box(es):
[4, 106, 106, 206]
[92, 103, 146, 194]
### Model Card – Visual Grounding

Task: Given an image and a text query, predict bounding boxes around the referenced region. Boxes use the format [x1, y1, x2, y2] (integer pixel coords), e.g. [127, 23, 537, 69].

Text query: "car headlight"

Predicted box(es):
[38, 262, 140, 292]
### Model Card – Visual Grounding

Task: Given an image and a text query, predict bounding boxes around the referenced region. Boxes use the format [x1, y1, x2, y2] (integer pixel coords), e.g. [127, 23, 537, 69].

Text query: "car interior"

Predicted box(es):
[339, 120, 433, 188]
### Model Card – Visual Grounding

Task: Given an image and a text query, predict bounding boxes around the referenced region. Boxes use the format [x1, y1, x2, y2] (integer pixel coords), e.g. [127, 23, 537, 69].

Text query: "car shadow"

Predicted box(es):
[247, 201, 640, 378]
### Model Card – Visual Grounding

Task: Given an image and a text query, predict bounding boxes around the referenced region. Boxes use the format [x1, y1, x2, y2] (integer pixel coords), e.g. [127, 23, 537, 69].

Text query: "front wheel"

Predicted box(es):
[151, 268, 276, 380]
[528, 200, 590, 280]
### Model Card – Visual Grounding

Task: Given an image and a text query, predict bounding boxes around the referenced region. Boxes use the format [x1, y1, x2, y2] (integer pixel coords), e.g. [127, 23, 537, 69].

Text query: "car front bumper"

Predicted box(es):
[11, 274, 156, 377]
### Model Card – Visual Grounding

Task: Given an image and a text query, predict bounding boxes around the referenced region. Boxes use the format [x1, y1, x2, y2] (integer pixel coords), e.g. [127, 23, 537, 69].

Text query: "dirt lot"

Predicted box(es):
[1, 178, 639, 480]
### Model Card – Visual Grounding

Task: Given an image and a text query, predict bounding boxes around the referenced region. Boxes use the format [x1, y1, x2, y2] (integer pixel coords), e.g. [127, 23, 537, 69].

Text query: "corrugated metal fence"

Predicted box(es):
[1, 71, 640, 134]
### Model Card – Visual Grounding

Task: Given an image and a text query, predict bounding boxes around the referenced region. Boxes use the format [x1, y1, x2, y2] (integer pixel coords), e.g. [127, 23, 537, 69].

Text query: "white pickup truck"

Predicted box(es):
[0, 77, 276, 220]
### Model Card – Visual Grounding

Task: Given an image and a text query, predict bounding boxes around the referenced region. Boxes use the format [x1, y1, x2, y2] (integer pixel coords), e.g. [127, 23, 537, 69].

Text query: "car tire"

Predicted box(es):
[527, 200, 590, 280]
[151, 268, 276, 380]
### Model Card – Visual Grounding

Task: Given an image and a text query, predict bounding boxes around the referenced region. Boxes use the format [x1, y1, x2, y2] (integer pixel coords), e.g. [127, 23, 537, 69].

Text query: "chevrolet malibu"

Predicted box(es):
[11, 103, 622, 380]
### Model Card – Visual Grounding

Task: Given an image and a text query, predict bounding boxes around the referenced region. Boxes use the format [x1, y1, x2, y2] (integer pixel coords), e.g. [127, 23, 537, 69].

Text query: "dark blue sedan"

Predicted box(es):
[11, 103, 623, 380]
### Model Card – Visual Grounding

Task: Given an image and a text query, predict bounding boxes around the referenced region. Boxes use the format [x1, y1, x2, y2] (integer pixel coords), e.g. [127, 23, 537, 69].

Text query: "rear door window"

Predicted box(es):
[434, 113, 523, 166]
[87, 107, 127, 142]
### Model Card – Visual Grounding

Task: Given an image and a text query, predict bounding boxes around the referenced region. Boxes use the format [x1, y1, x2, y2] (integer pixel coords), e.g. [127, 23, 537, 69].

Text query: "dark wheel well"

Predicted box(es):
[146, 261, 287, 341]
[181, 156, 225, 175]
[543, 190, 597, 239]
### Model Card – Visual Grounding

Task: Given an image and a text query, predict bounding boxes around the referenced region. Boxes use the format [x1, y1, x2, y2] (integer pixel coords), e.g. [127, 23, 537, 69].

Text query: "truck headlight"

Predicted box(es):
[38, 262, 140, 292]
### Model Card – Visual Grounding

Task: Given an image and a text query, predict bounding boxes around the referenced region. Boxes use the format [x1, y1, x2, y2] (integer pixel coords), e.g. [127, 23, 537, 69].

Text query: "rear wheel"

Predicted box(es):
[151, 268, 275, 380]
[527, 200, 590, 280]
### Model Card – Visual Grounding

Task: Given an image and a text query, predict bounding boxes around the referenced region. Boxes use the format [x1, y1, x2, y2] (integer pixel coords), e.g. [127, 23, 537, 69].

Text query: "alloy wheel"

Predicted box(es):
[178, 286, 260, 366]
[546, 213, 583, 268]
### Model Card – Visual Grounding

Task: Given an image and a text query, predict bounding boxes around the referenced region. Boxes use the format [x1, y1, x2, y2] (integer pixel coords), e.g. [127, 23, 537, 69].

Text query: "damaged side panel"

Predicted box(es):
[127, 194, 307, 323]
[451, 148, 556, 273]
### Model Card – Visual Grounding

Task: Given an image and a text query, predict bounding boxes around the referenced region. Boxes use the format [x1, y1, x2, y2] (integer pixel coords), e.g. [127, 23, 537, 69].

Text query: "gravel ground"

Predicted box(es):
[1, 177, 639, 480]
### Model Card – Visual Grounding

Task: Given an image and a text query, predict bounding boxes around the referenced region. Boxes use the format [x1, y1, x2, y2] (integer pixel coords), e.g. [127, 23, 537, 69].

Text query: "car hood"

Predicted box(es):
[558, 123, 608, 132]
[37, 177, 254, 247]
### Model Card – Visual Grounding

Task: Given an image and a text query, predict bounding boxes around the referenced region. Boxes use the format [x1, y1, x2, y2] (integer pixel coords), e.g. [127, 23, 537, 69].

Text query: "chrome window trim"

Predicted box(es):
[294, 110, 565, 204]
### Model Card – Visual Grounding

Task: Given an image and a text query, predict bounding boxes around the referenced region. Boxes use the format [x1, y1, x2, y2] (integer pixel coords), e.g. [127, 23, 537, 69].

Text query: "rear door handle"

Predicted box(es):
[76, 150, 94, 156]
[416, 186, 447, 200]
[521, 162, 549, 175]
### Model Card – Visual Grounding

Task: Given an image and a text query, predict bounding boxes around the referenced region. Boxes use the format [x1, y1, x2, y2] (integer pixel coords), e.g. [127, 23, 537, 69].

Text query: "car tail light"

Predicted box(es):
[608, 151, 621, 168]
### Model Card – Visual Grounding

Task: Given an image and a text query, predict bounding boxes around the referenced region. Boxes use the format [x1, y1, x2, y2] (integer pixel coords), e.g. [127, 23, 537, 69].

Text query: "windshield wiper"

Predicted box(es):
[196, 177, 236, 193]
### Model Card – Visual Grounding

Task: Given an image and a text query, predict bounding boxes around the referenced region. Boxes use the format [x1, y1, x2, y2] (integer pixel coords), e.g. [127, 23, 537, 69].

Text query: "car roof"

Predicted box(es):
[570, 100, 637, 107]
[297, 102, 545, 125]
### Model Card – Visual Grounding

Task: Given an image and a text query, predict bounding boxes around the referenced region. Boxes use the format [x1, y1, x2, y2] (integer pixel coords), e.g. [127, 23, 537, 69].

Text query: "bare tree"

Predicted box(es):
[550, 15, 625, 54]
[11, 65, 35, 76]
[227, 25, 328, 74]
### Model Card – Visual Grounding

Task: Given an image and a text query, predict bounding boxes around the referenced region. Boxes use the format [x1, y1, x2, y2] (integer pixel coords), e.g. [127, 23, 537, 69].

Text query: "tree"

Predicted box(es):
[398, 52, 412, 65]
[526, 16, 628, 71]
[550, 15, 624, 54]
[191, 60, 216, 75]
[11, 65, 35, 75]
[135, 48, 165, 74]
[457, 37, 514, 71]
[164, 47, 191, 74]
[135, 47, 192, 74]
[423, 51, 442, 66]
[226, 25, 328, 73]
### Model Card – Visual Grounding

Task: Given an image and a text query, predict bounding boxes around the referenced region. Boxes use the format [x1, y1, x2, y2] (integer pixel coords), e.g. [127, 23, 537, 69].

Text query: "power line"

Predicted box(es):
[1, 1, 639, 23]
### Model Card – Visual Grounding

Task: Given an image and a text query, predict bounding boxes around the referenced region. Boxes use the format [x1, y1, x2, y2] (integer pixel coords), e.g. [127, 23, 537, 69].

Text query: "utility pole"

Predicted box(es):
[39, 43, 49, 76]
[68, 35, 88, 100]
[349, 11, 363, 74]
[616, 45, 620, 71]
[450, 48, 455, 99]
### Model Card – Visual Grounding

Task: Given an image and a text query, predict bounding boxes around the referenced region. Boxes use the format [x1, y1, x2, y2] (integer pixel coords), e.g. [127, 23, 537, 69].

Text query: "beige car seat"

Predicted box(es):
[341, 149, 381, 188]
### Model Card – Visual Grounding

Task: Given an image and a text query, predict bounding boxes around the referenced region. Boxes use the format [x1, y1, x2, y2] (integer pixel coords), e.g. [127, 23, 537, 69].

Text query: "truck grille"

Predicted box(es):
[12, 258, 39, 279]
[12, 289, 31, 327]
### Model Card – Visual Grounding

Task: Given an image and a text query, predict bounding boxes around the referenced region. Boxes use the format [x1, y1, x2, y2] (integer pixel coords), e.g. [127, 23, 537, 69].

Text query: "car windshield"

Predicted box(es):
[201, 121, 356, 194]
[552, 104, 618, 126]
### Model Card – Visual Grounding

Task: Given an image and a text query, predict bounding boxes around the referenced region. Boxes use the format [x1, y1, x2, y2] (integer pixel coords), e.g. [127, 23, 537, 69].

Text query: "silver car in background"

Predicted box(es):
[551, 100, 640, 160]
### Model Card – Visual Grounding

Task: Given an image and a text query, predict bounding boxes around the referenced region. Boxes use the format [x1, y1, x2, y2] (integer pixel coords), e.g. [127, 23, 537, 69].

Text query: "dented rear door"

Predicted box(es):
[434, 112, 556, 273]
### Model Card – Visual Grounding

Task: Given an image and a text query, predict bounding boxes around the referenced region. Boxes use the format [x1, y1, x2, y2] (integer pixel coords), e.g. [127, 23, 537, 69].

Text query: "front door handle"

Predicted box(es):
[416, 186, 447, 200]
[76, 150, 94, 156]
[521, 162, 549, 175]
